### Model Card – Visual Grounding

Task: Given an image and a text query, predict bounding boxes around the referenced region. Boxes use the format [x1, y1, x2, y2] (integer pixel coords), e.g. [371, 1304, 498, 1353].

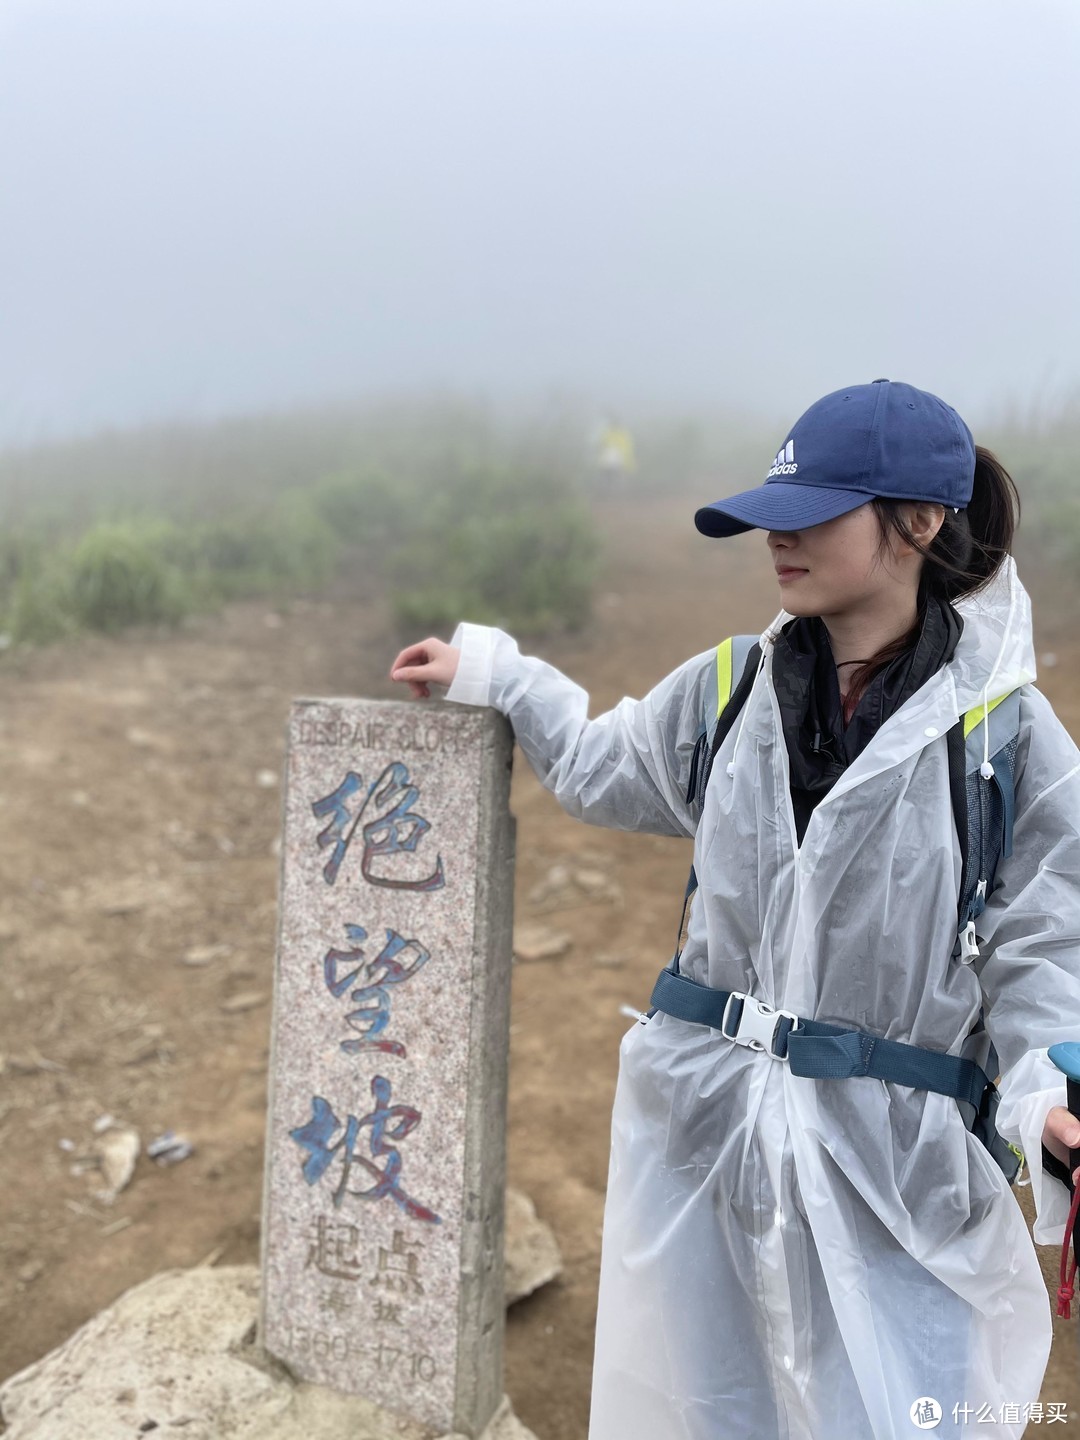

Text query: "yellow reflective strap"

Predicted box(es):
[715, 637, 734, 719]
[963, 691, 1011, 740]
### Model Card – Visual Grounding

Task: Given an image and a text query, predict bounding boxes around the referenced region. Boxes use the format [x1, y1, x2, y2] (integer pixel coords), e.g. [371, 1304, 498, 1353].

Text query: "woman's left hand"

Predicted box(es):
[1041, 1105, 1080, 1186]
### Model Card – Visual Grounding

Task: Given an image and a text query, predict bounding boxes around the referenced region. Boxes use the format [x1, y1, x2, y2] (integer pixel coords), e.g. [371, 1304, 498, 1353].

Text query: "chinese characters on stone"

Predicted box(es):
[306, 1220, 426, 1329]
[323, 923, 430, 1059]
[291, 1078, 442, 1224]
[291, 759, 445, 1343]
[313, 763, 446, 891]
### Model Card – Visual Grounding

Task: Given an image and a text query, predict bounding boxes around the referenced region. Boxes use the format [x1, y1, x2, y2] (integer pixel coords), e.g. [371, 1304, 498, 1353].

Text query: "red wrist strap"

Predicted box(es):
[1056, 1184, 1080, 1320]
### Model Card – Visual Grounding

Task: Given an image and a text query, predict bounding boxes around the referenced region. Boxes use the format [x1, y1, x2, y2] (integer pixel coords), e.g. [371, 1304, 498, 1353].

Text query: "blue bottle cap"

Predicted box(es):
[1048, 1042, 1080, 1083]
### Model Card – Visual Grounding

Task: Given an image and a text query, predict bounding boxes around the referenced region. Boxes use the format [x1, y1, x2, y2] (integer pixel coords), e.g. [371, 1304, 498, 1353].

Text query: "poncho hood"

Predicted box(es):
[761, 554, 1038, 724]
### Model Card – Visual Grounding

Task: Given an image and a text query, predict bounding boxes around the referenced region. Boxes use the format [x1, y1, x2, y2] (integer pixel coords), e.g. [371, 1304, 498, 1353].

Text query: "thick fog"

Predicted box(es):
[0, 0, 1077, 445]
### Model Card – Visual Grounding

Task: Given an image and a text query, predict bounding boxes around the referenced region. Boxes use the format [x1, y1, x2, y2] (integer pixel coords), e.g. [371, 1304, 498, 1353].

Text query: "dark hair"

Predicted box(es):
[874, 445, 1020, 605]
[840, 447, 1021, 721]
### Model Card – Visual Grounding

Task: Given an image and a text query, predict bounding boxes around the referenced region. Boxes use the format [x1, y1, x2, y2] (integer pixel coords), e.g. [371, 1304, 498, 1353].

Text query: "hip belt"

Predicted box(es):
[648, 963, 1021, 1182]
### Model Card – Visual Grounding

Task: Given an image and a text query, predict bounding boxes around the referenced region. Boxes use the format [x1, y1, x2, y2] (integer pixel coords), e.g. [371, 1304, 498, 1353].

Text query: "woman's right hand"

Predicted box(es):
[389, 637, 461, 699]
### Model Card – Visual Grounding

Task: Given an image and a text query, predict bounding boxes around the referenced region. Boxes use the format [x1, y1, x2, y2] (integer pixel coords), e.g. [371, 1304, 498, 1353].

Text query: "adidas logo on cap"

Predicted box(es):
[767, 440, 798, 478]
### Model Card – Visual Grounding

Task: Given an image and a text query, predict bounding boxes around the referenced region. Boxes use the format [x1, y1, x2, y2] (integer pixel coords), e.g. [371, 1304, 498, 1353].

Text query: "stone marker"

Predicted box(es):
[261, 700, 515, 1438]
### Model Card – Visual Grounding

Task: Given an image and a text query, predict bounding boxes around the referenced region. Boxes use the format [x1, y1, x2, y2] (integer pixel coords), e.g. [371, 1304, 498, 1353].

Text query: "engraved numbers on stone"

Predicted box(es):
[278, 1324, 438, 1385]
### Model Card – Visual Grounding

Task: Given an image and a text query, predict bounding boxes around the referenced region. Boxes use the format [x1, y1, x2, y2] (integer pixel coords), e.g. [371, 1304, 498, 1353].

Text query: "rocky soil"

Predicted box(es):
[1, 497, 1077, 1435]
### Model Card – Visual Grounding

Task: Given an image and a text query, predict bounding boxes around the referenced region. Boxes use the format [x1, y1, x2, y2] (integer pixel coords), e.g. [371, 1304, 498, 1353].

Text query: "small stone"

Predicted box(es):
[18, 1260, 45, 1285]
[573, 867, 610, 894]
[255, 769, 278, 789]
[527, 863, 572, 906]
[594, 952, 625, 968]
[6, 1050, 65, 1074]
[504, 1188, 562, 1304]
[147, 1132, 194, 1165]
[512, 924, 571, 963]
[220, 991, 267, 1014]
[100, 896, 144, 917]
[93, 1113, 117, 1134]
[95, 1126, 140, 1198]
[181, 943, 231, 967]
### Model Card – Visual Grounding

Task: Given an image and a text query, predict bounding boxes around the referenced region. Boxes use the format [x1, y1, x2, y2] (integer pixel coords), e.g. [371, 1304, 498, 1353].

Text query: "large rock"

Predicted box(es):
[0, 1267, 538, 1440]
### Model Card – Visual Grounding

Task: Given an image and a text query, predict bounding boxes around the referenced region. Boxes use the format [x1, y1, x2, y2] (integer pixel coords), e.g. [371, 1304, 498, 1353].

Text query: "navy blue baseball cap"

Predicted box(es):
[695, 379, 976, 537]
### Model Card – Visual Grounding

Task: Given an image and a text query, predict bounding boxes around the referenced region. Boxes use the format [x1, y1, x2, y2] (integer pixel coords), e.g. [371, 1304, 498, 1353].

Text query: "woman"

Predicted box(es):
[390, 380, 1080, 1439]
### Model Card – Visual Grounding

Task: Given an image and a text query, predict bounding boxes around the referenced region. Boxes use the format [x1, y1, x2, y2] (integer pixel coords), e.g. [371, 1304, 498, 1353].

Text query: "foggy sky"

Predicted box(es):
[1, 0, 1077, 446]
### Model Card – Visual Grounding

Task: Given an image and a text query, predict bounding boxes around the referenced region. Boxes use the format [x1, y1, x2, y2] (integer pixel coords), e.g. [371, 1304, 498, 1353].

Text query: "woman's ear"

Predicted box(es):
[900, 502, 946, 550]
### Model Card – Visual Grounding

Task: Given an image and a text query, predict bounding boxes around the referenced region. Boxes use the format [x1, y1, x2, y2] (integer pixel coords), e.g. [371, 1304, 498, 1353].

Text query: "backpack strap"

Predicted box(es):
[684, 636, 762, 818]
[949, 687, 1025, 1180]
[670, 637, 762, 974]
[949, 689, 1022, 965]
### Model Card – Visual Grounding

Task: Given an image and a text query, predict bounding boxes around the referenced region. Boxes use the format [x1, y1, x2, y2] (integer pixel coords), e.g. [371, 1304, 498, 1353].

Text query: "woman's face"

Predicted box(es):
[766, 502, 924, 622]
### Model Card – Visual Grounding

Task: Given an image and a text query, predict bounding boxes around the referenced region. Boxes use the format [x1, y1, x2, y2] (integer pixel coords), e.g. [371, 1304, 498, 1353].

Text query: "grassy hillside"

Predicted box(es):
[0, 393, 1073, 646]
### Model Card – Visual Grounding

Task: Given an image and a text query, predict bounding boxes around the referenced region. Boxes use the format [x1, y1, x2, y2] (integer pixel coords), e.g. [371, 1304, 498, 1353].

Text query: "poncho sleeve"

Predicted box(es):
[444, 621, 716, 839]
[977, 685, 1080, 1244]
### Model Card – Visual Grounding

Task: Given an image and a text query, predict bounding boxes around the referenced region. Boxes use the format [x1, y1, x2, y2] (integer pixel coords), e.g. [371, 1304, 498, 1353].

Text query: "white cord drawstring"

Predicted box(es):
[974, 569, 1017, 781]
[979, 680, 995, 780]
[978, 670, 999, 779]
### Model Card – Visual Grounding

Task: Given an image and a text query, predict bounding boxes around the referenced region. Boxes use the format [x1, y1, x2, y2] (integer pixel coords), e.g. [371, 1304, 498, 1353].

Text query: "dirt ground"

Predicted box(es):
[1, 495, 1077, 1437]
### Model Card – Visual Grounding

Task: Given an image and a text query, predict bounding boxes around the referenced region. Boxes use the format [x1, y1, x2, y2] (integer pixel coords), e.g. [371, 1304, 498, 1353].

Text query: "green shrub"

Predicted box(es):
[153, 493, 340, 601]
[66, 522, 189, 632]
[0, 531, 30, 594]
[0, 408, 603, 646]
[390, 467, 599, 634]
[311, 466, 408, 546]
[270, 491, 342, 588]
[5, 561, 76, 644]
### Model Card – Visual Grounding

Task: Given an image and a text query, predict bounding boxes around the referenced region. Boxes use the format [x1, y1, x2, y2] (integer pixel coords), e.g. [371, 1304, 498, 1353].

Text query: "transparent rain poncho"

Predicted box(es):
[445, 557, 1080, 1440]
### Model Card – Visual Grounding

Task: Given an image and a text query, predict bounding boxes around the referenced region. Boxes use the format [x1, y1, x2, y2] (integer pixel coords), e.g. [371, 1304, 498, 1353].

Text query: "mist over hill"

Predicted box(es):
[1, 0, 1078, 448]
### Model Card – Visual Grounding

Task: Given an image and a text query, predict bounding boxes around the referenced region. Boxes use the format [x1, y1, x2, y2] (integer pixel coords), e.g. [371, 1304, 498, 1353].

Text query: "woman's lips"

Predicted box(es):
[776, 566, 808, 583]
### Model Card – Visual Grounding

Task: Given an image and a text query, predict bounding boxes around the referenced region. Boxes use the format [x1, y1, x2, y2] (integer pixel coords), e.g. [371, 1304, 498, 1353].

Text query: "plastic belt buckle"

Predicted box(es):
[721, 991, 800, 1061]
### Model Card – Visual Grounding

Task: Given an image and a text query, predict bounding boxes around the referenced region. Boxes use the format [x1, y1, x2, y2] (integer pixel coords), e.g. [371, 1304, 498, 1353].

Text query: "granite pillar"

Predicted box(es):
[260, 699, 515, 1438]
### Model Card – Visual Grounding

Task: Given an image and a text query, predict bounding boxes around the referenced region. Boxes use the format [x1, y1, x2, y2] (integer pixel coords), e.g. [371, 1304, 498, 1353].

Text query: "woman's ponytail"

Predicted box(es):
[873, 445, 1021, 605]
[840, 449, 1021, 720]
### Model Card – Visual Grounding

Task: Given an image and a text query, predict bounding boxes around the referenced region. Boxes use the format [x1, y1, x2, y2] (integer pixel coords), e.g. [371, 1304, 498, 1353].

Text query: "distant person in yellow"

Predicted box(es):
[593, 418, 636, 492]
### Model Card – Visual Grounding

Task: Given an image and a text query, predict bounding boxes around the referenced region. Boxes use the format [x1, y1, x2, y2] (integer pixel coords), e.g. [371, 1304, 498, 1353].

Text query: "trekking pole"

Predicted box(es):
[1048, 1043, 1080, 1322]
